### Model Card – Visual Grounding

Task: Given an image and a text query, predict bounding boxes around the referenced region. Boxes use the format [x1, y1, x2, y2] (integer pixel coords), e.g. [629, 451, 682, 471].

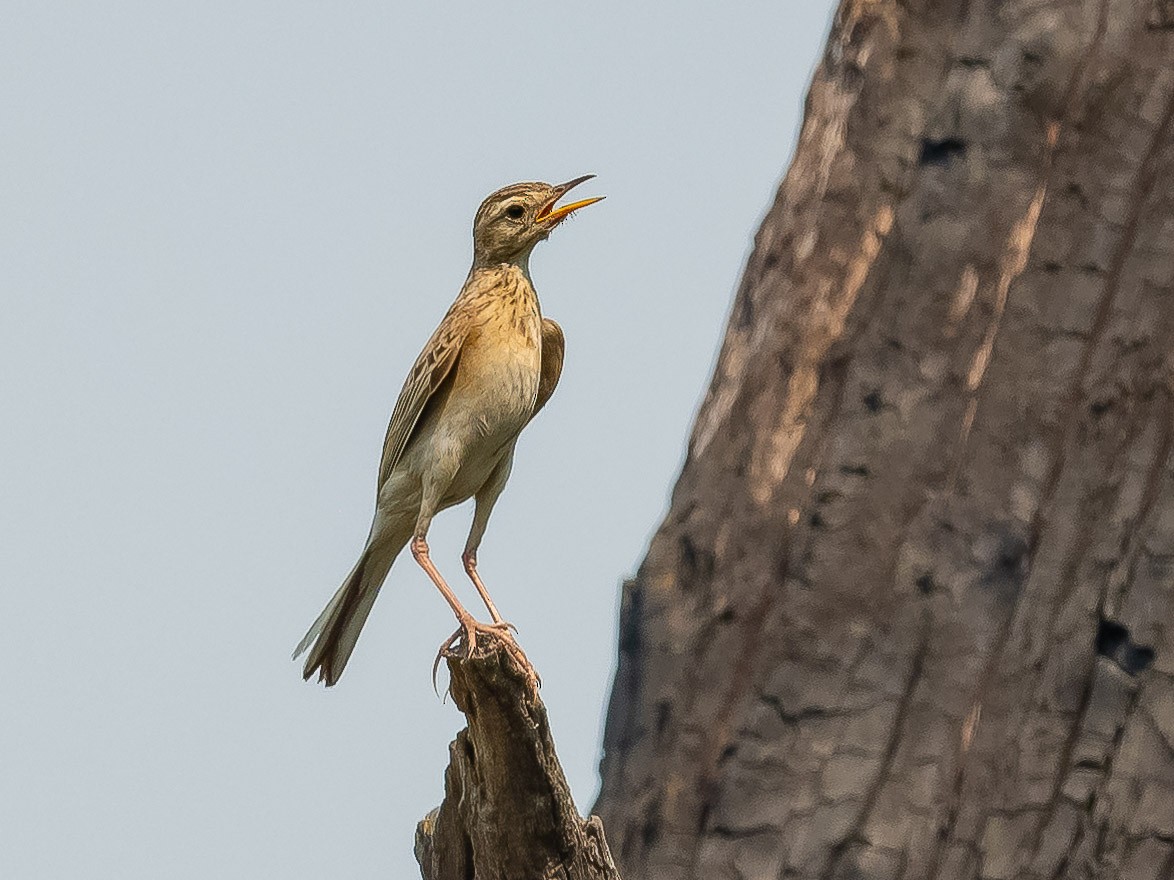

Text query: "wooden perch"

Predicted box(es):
[415, 641, 622, 880]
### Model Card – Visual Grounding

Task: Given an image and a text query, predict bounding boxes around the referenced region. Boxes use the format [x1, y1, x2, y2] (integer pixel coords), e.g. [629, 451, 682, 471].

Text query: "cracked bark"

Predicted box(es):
[415, 644, 622, 880]
[593, 2, 1174, 879]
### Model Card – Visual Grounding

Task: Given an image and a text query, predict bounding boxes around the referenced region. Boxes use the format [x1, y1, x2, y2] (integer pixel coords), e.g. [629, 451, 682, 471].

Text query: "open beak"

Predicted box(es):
[535, 174, 604, 225]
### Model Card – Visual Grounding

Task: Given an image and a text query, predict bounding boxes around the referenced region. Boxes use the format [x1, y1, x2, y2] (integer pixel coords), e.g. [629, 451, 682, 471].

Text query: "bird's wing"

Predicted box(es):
[377, 303, 469, 487]
[531, 317, 565, 420]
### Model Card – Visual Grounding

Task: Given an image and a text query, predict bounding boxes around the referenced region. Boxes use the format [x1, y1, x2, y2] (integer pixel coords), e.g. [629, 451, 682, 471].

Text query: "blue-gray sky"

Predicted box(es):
[1, 3, 834, 877]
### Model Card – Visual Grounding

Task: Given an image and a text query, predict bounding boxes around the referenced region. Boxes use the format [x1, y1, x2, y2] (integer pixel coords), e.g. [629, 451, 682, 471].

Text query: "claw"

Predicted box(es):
[429, 616, 541, 698]
[494, 633, 541, 696]
[431, 637, 451, 696]
[431, 622, 470, 694]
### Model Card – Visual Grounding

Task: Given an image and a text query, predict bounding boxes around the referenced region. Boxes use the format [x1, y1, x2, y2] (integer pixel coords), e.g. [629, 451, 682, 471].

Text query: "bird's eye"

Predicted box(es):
[504, 204, 525, 220]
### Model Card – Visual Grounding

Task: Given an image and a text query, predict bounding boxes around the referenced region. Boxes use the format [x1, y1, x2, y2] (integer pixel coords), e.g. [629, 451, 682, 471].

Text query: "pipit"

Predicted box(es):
[294, 175, 603, 690]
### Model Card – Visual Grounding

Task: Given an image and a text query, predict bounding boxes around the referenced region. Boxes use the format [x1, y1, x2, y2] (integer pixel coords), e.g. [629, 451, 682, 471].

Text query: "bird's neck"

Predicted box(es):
[469, 251, 535, 283]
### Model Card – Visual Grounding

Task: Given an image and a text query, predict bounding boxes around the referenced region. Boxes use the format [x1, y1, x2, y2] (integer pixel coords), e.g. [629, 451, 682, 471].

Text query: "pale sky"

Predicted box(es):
[1, 3, 834, 877]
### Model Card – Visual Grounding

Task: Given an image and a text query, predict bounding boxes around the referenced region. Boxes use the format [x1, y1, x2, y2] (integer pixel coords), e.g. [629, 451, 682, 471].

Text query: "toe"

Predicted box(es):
[462, 624, 478, 659]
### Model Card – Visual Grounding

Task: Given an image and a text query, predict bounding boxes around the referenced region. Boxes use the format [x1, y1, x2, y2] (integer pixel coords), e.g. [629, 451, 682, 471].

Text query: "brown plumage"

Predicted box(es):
[294, 176, 602, 689]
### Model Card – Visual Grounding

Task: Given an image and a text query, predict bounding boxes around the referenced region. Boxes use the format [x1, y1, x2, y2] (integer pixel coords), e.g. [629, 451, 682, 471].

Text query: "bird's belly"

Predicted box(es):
[440, 450, 508, 508]
[473, 358, 539, 433]
[431, 343, 540, 504]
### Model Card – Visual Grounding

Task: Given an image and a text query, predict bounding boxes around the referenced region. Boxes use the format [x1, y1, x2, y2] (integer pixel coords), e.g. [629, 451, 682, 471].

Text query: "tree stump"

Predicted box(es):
[416, 643, 622, 880]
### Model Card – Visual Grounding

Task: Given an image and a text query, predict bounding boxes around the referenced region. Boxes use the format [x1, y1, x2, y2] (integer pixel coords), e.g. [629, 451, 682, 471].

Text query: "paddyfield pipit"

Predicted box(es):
[294, 175, 603, 689]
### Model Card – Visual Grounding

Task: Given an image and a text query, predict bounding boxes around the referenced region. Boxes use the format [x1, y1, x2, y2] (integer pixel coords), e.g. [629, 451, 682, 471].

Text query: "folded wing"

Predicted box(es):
[378, 304, 469, 487]
[531, 317, 565, 421]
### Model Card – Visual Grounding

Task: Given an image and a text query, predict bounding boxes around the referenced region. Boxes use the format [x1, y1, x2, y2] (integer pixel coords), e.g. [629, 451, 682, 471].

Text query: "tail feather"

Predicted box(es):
[295, 534, 407, 686]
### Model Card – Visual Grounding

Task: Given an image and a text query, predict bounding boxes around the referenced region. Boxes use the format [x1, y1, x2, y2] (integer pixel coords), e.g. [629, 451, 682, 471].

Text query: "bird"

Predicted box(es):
[294, 175, 603, 690]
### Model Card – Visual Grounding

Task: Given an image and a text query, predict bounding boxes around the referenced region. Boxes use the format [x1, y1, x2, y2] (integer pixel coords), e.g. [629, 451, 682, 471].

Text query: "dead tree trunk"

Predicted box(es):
[416, 644, 622, 880]
[595, 2, 1174, 879]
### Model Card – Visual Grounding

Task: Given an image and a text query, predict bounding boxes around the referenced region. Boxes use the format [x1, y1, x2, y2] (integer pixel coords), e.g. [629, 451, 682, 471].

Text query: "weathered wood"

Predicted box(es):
[416, 643, 622, 880]
[594, 1, 1174, 878]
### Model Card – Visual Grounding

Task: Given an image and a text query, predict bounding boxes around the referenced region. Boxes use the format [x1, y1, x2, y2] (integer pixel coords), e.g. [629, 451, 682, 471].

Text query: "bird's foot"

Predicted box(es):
[441, 615, 516, 659]
[431, 615, 541, 696]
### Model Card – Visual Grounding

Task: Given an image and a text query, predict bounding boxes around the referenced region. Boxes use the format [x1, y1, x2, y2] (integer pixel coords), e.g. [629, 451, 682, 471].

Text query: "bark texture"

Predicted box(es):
[595, 2, 1174, 879]
[416, 644, 621, 880]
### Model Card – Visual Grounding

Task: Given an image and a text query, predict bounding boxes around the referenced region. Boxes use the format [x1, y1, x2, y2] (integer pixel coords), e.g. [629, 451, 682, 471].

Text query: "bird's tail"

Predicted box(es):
[294, 530, 410, 686]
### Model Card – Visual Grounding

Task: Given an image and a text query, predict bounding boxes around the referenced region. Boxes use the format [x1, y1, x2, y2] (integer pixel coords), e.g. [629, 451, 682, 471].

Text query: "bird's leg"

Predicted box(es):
[462, 480, 540, 692]
[462, 461, 515, 629]
[461, 549, 509, 629]
[461, 548, 540, 693]
[410, 536, 512, 653]
[410, 536, 530, 691]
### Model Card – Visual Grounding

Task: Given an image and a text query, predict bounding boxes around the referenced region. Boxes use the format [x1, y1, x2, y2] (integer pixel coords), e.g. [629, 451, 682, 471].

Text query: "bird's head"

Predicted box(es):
[471, 175, 603, 266]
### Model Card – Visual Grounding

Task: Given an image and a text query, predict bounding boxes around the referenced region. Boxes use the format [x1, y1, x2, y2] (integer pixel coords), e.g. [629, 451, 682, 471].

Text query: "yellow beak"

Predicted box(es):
[537, 196, 605, 224]
[536, 174, 604, 224]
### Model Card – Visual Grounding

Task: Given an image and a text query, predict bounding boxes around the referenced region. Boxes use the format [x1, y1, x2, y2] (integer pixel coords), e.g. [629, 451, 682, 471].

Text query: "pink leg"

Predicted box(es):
[462, 549, 512, 629]
[411, 537, 537, 693]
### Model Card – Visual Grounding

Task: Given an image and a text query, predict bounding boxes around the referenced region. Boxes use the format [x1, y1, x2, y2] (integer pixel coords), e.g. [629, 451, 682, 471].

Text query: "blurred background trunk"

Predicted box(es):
[593, 1, 1174, 878]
